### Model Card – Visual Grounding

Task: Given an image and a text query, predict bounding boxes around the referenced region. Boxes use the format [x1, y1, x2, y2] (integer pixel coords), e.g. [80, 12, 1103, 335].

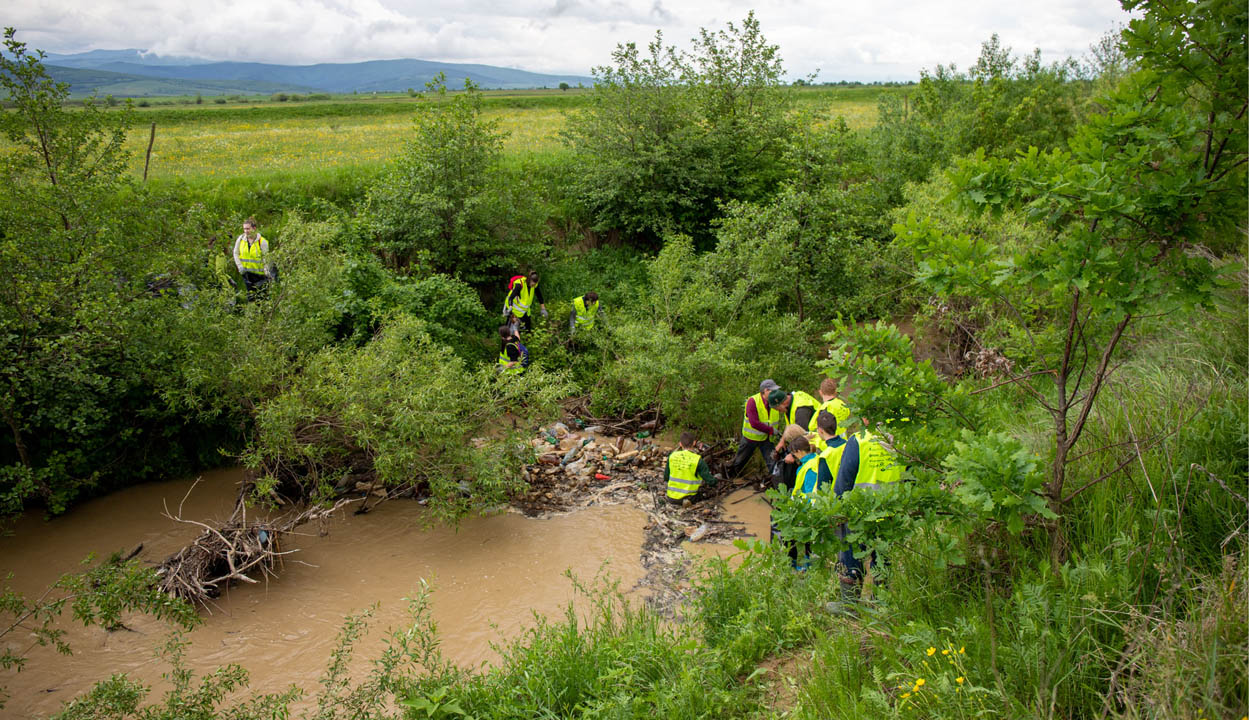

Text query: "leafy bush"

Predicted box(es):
[244, 314, 573, 520]
[359, 76, 547, 283]
[563, 12, 798, 245]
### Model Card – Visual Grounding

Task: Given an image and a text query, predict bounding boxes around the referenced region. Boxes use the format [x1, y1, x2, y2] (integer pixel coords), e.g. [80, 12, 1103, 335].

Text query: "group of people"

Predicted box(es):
[497, 271, 600, 374]
[663, 375, 904, 613]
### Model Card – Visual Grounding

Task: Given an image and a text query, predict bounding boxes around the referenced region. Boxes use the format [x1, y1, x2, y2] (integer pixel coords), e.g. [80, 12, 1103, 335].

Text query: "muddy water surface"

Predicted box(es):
[0, 469, 664, 717]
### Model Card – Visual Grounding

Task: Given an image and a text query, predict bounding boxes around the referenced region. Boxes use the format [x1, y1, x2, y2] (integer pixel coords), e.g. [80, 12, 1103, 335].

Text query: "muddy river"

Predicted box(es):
[0, 468, 771, 717]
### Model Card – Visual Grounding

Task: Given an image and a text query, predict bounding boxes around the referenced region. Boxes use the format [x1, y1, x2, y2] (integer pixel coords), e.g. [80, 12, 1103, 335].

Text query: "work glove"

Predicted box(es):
[540, 307, 549, 319]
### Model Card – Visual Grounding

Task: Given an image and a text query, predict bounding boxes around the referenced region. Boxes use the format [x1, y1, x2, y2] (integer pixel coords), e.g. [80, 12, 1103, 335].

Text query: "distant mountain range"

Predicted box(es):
[41, 49, 595, 97]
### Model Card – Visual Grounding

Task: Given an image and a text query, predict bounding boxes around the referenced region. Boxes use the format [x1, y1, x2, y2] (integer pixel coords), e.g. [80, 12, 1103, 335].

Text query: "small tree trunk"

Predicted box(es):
[143, 122, 156, 182]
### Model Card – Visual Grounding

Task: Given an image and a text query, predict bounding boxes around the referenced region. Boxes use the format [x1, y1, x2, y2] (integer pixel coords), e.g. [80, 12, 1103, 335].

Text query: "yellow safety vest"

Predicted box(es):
[238, 234, 266, 275]
[573, 295, 599, 329]
[506, 277, 537, 318]
[787, 390, 821, 428]
[851, 430, 903, 492]
[741, 393, 779, 442]
[666, 449, 703, 500]
[809, 397, 851, 433]
[790, 452, 823, 501]
[497, 342, 525, 375]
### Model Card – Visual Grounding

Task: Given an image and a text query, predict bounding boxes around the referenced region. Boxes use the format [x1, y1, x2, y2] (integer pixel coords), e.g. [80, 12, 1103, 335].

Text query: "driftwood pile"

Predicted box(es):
[155, 481, 351, 606]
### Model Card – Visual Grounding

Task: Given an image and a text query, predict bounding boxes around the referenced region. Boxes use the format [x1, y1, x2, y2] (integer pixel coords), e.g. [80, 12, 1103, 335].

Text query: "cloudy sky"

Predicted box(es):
[10, 0, 1131, 81]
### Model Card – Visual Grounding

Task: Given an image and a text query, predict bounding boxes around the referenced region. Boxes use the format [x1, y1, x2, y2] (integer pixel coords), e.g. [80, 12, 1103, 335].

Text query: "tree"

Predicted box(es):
[562, 12, 797, 246]
[894, 0, 1246, 546]
[360, 74, 545, 284]
[0, 29, 157, 513]
[558, 82, 570, 91]
[872, 34, 1086, 195]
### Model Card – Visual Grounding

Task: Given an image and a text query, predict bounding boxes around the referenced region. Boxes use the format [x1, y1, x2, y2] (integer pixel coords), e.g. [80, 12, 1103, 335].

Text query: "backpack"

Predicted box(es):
[507, 274, 525, 290]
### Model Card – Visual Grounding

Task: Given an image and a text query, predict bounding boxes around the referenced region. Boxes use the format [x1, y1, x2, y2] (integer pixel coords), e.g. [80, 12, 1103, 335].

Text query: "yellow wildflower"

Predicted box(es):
[915, 678, 926, 688]
[926, 647, 936, 656]
[942, 649, 950, 655]
[959, 646, 965, 654]
[901, 692, 911, 699]
[956, 677, 965, 684]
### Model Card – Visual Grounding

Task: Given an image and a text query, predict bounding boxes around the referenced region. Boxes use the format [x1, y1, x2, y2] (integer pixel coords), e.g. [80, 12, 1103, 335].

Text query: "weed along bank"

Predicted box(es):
[0, 2, 1246, 718]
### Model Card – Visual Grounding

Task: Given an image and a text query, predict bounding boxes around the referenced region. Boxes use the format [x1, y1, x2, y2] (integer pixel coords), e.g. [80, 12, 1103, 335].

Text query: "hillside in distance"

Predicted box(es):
[42, 49, 595, 96]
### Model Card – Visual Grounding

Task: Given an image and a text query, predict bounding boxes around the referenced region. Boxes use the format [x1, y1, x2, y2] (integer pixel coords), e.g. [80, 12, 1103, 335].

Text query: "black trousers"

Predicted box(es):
[729, 438, 774, 478]
[242, 272, 270, 301]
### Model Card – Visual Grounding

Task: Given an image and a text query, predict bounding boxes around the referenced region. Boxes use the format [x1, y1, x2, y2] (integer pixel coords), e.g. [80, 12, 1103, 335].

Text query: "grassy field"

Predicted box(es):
[125, 86, 899, 184]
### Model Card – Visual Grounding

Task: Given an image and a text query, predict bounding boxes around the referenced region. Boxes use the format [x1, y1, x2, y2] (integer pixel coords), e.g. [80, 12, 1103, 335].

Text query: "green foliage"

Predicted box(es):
[245, 314, 573, 520]
[398, 572, 767, 719]
[336, 252, 493, 355]
[872, 33, 1087, 192]
[563, 12, 797, 245]
[1, 555, 198, 709]
[592, 235, 813, 436]
[360, 75, 547, 283]
[0, 30, 215, 513]
[53, 631, 301, 719]
[944, 431, 1055, 535]
[691, 550, 829, 674]
[895, 0, 1245, 508]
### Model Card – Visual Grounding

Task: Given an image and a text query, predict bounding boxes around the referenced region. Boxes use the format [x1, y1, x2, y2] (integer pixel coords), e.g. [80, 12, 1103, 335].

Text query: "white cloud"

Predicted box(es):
[8, 0, 1130, 79]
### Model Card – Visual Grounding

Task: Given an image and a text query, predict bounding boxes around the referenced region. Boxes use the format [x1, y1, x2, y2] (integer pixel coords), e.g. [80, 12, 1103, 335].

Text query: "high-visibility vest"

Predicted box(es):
[505, 277, 536, 318]
[787, 390, 820, 428]
[813, 432, 846, 458]
[666, 449, 704, 500]
[573, 295, 599, 329]
[498, 343, 525, 375]
[810, 397, 851, 433]
[237, 234, 266, 275]
[790, 452, 823, 501]
[741, 393, 779, 442]
[850, 430, 903, 492]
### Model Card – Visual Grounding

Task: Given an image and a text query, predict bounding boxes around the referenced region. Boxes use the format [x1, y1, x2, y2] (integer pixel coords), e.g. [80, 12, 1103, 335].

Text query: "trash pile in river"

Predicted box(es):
[512, 419, 665, 515]
[510, 417, 763, 617]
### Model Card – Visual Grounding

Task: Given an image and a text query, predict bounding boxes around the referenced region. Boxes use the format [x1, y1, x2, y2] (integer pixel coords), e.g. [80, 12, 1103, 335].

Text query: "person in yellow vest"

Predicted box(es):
[568, 291, 600, 335]
[777, 435, 820, 568]
[233, 217, 273, 301]
[503, 271, 548, 334]
[810, 377, 852, 436]
[772, 412, 847, 569]
[664, 431, 716, 505]
[496, 324, 527, 375]
[827, 417, 904, 615]
[770, 388, 821, 457]
[729, 379, 782, 478]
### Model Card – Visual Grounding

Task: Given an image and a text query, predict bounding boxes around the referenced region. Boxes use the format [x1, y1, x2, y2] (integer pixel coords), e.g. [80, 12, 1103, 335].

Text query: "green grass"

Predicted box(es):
[120, 86, 899, 184]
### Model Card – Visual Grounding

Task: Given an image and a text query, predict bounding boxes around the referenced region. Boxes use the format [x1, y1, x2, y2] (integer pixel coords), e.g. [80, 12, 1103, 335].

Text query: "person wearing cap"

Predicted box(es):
[811, 377, 852, 436]
[770, 388, 821, 458]
[729, 379, 782, 478]
[664, 431, 716, 504]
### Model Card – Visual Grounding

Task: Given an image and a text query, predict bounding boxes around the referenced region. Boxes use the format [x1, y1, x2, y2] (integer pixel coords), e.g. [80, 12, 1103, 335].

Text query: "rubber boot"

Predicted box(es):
[824, 576, 860, 616]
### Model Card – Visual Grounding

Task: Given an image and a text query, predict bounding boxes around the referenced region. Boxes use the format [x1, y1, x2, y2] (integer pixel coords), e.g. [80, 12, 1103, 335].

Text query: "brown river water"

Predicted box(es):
[0, 468, 771, 717]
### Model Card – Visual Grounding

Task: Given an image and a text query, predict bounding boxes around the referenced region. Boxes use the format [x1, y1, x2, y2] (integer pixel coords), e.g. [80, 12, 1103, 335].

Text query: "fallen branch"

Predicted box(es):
[155, 484, 356, 607]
